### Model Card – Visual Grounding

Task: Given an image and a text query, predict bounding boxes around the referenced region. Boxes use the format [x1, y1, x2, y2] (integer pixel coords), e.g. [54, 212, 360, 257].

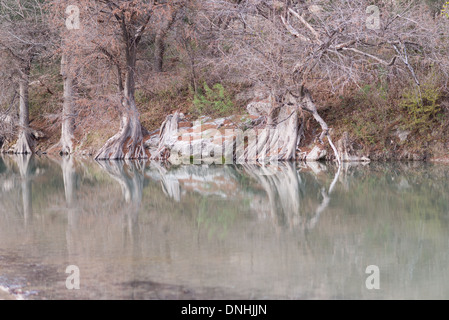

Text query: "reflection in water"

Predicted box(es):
[96, 160, 144, 245]
[0, 157, 449, 299]
[1, 155, 34, 226]
[55, 156, 79, 259]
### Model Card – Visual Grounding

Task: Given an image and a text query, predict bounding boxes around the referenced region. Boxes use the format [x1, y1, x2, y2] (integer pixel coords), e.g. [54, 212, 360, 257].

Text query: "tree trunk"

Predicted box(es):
[243, 162, 303, 229]
[237, 101, 299, 163]
[154, 10, 177, 73]
[149, 161, 181, 201]
[61, 155, 77, 208]
[14, 68, 33, 154]
[95, 103, 147, 160]
[95, 47, 147, 160]
[242, 162, 335, 231]
[151, 111, 180, 160]
[60, 53, 75, 155]
[154, 34, 165, 73]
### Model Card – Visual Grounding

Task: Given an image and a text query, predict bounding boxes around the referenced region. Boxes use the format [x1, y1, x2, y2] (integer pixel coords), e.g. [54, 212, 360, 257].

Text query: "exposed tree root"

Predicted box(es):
[13, 131, 34, 155]
[237, 104, 299, 163]
[151, 111, 180, 160]
[95, 113, 148, 160]
[299, 87, 341, 165]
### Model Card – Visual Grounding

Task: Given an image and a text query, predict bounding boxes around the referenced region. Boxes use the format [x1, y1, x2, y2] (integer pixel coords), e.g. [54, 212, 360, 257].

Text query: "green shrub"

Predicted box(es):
[400, 82, 441, 132]
[191, 82, 234, 116]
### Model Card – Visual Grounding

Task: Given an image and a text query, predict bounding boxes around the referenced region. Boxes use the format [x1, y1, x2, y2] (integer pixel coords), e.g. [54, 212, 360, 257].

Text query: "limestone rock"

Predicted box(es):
[306, 145, 327, 161]
[395, 129, 411, 142]
[246, 95, 274, 117]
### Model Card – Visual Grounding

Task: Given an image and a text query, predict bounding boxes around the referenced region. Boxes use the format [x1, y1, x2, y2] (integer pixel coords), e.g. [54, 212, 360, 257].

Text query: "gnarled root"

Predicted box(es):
[13, 131, 34, 154]
[59, 133, 74, 156]
[95, 114, 148, 160]
[237, 105, 300, 163]
[300, 88, 341, 165]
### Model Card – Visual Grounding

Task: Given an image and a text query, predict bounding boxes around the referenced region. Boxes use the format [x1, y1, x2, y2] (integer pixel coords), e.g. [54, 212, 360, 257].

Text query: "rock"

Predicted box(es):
[395, 129, 411, 142]
[246, 95, 274, 117]
[235, 90, 255, 102]
[306, 145, 327, 161]
[361, 156, 370, 162]
[31, 130, 45, 139]
[154, 102, 300, 163]
[309, 4, 322, 14]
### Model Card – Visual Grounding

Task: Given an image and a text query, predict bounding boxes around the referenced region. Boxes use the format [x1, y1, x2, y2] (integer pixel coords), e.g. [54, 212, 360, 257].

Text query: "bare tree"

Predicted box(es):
[196, 0, 449, 161]
[152, 3, 183, 72]
[58, 51, 76, 155]
[0, 0, 51, 154]
[52, 0, 186, 160]
[0, 81, 17, 150]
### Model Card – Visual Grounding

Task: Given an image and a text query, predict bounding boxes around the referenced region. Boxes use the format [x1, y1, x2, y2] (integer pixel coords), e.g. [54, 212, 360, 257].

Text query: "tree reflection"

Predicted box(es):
[96, 160, 145, 246]
[146, 161, 341, 231]
[6, 154, 35, 226]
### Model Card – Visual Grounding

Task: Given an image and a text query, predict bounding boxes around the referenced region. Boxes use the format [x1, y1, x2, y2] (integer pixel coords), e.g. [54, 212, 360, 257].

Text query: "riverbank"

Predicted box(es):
[1, 78, 448, 162]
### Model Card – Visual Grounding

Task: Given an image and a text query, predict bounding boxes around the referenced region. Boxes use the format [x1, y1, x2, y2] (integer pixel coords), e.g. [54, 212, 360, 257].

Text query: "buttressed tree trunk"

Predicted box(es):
[236, 94, 300, 163]
[60, 53, 75, 155]
[95, 65, 147, 160]
[95, 20, 148, 160]
[14, 66, 33, 154]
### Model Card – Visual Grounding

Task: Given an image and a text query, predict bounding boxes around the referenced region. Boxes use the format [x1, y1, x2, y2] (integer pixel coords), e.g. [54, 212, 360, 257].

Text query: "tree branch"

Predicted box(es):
[280, 15, 311, 43]
[288, 8, 322, 45]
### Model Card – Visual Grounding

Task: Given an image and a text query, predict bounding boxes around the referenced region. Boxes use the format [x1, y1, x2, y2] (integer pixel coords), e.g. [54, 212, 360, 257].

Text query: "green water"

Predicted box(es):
[0, 155, 449, 299]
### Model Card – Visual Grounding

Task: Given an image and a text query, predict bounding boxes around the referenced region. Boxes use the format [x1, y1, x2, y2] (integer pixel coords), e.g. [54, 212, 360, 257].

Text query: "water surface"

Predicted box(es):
[0, 155, 449, 299]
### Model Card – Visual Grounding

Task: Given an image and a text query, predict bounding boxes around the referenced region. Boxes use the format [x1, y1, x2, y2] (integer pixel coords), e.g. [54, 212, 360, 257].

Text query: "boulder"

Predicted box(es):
[395, 129, 411, 143]
[305, 145, 327, 161]
[246, 94, 274, 117]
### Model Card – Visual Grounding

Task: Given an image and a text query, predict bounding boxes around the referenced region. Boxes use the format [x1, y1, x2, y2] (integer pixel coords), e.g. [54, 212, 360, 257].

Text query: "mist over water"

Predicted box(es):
[0, 155, 449, 299]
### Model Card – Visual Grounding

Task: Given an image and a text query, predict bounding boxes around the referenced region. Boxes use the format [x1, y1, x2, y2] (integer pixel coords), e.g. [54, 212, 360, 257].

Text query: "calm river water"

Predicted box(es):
[0, 155, 449, 299]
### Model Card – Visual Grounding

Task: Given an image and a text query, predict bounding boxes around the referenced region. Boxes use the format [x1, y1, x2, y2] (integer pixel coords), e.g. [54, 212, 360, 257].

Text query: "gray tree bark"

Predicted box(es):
[60, 53, 75, 155]
[13, 67, 33, 154]
[95, 42, 147, 160]
[154, 34, 165, 73]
